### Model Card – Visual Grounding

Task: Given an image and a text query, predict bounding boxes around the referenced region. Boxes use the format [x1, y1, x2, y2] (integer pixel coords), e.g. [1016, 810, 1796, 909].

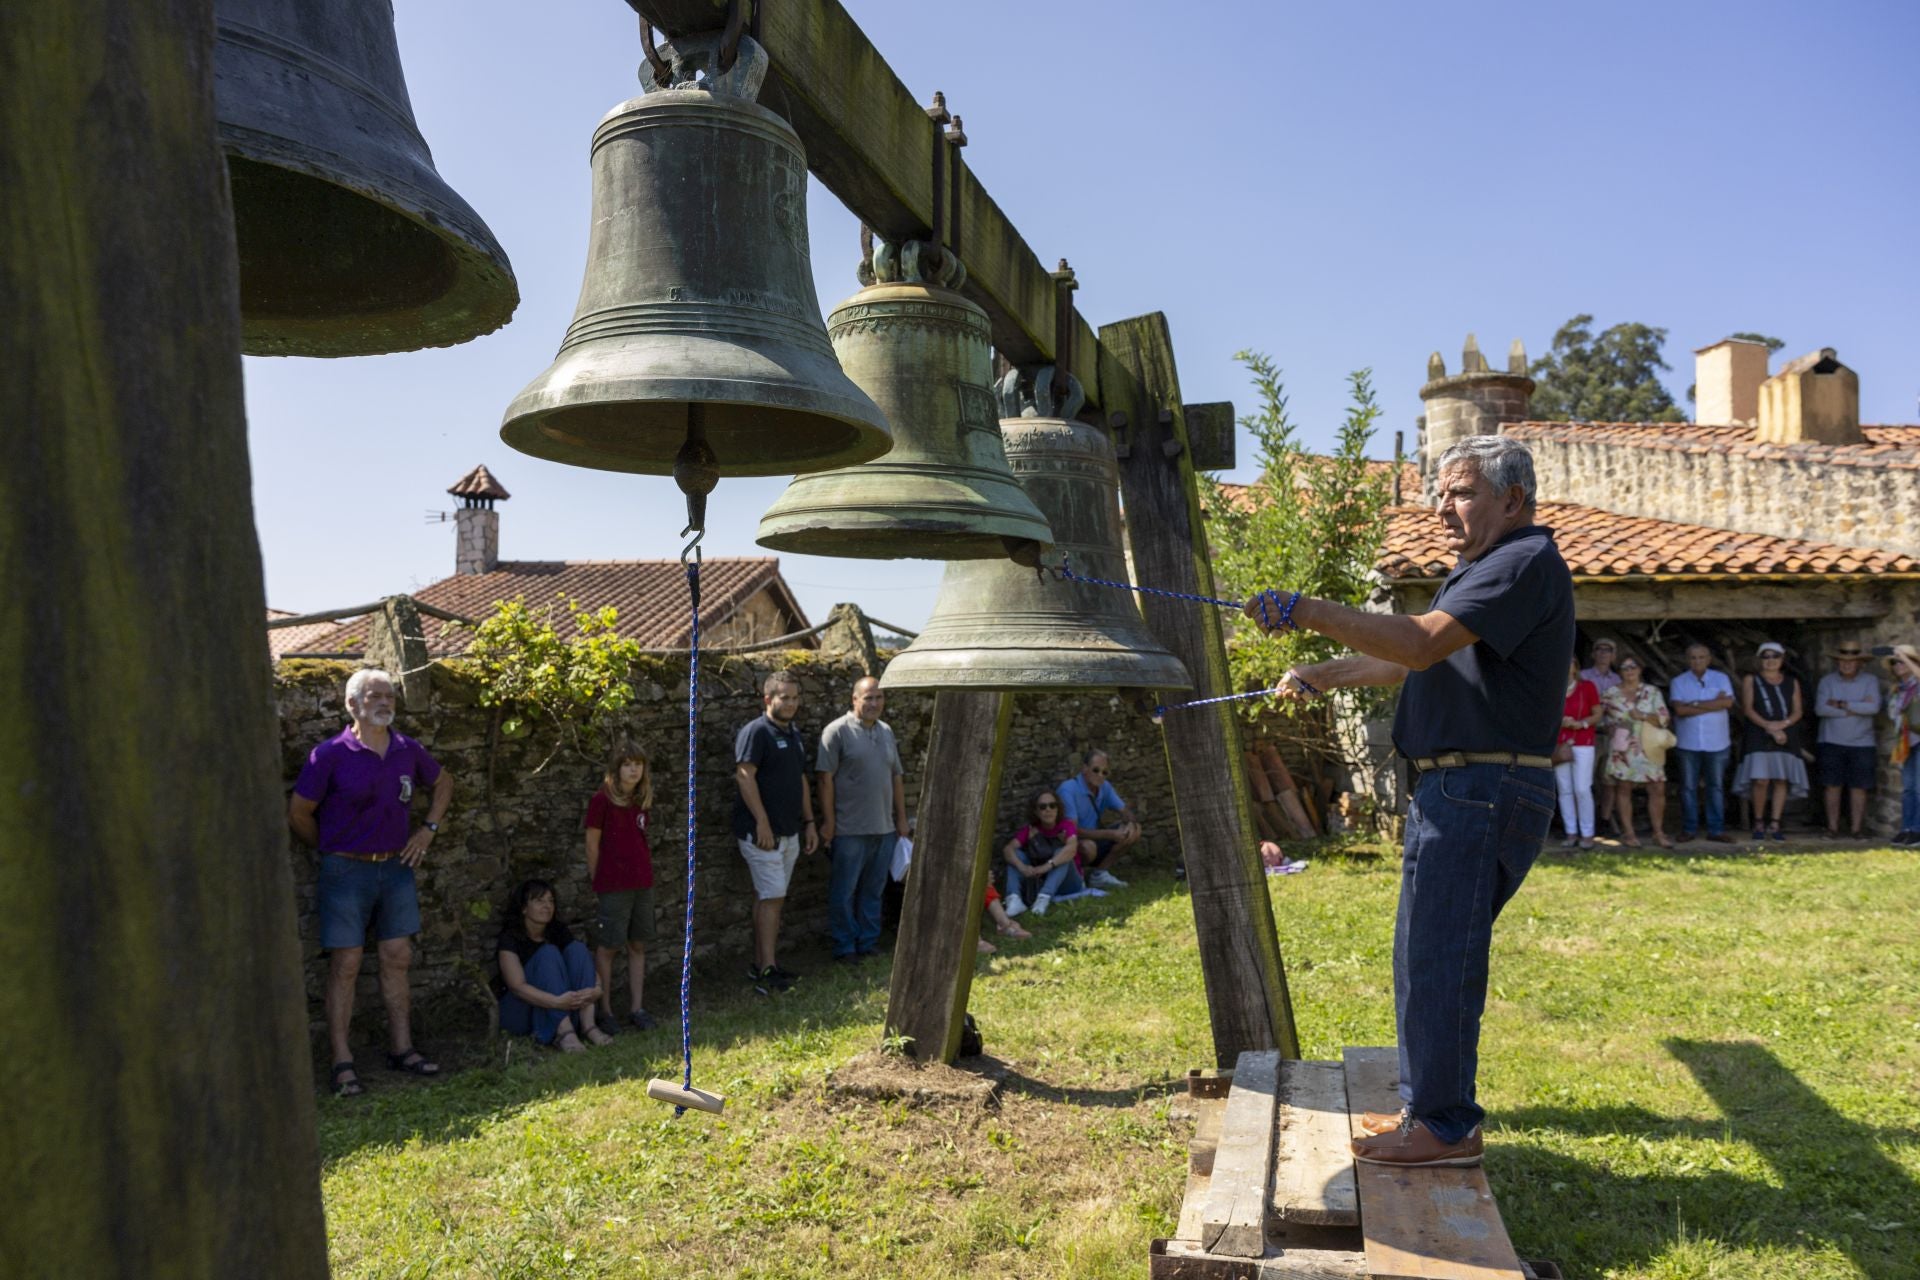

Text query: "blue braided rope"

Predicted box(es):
[1152, 676, 1320, 722]
[1051, 555, 1243, 611]
[676, 555, 701, 1116]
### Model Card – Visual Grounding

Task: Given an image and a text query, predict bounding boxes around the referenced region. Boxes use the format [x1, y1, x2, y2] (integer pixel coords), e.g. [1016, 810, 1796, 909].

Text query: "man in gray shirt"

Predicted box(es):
[1814, 641, 1882, 838]
[817, 676, 909, 963]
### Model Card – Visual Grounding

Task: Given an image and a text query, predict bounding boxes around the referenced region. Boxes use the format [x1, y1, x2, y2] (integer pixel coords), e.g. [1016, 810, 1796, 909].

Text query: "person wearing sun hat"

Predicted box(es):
[1885, 644, 1920, 844]
[1736, 641, 1808, 842]
[1814, 641, 1882, 839]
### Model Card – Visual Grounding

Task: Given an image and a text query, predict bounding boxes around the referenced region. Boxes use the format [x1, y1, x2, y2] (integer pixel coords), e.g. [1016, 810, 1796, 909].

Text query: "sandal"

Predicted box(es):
[551, 1025, 586, 1054]
[329, 1061, 364, 1097]
[386, 1047, 440, 1077]
[977, 938, 997, 955]
[584, 1025, 615, 1047]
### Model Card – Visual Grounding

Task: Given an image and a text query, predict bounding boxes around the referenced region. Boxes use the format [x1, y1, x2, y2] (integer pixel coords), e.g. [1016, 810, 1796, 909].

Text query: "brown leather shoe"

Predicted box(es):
[1707, 832, 1739, 844]
[1359, 1108, 1406, 1135]
[1351, 1119, 1483, 1167]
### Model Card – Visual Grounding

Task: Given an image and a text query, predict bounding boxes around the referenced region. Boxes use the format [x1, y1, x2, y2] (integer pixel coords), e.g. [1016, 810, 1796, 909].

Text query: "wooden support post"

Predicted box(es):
[883, 689, 1011, 1062]
[0, 0, 329, 1272]
[1101, 312, 1300, 1064]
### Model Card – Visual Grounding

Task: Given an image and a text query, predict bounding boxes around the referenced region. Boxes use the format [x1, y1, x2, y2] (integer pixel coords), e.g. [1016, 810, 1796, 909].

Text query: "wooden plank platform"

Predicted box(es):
[1272, 1059, 1358, 1227]
[1200, 1050, 1281, 1256]
[1342, 1048, 1526, 1280]
[1156, 1049, 1550, 1280]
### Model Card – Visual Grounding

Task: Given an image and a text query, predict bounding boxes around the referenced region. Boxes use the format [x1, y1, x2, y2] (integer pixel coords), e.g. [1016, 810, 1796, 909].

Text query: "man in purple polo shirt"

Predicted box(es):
[288, 668, 454, 1096]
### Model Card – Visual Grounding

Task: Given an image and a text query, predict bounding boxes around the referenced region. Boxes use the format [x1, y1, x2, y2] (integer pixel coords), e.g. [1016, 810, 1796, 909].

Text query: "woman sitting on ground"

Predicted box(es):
[496, 878, 614, 1052]
[1001, 790, 1083, 918]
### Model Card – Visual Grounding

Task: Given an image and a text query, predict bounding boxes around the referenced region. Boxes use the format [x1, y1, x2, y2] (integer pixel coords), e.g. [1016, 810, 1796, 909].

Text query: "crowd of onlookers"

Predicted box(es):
[287, 667, 1148, 1092]
[1554, 637, 1920, 850]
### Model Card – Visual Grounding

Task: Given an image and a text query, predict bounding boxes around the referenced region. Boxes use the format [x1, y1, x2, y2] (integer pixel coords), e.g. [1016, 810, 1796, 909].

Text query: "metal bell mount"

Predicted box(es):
[214, 0, 519, 356]
[501, 21, 891, 477]
[878, 364, 1192, 692]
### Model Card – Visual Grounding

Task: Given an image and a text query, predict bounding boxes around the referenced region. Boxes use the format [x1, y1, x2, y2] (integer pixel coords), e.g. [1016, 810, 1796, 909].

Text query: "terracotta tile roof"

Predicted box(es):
[286, 558, 808, 657]
[448, 463, 511, 500]
[1379, 502, 1920, 581]
[1502, 421, 1920, 468]
[267, 608, 358, 661]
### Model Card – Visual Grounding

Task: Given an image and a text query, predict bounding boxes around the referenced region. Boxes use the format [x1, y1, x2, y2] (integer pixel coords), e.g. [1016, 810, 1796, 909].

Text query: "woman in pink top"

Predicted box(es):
[1000, 791, 1083, 917]
[1555, 658, 1602, 849]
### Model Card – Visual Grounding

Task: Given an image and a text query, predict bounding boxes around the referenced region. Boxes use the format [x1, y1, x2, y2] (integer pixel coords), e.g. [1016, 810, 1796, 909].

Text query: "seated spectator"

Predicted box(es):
[496, 879, 614, 1052]
[1057, 750, 1141, 889]
[1602, 655, 1673, 847]
[978, 883, 1033, 954]
[1815, 641, 1881, 839]
[1002, 791, 1084, 917]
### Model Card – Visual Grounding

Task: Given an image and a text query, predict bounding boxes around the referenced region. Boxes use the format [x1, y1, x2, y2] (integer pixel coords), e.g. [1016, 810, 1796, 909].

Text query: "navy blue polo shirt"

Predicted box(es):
[1391, 524, 1575, 759]
[731, 713, 810, 838]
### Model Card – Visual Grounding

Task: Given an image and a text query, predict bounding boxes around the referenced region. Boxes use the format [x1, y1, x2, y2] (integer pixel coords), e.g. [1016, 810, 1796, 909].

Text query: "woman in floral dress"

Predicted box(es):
[1603, 655, 1673, 847]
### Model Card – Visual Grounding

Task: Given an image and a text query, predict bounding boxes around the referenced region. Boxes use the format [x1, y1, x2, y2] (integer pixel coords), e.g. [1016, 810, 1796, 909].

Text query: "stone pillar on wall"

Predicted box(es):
[817, 602, 881, 674]
[1418, 335, 1535, 503]
[365, 594, 432, 711]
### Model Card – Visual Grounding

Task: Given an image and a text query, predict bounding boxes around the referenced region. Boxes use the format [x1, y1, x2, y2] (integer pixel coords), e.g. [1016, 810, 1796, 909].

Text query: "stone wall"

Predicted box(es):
[276, 654, 1183, 1022]
[1512, 425, 1920, 556]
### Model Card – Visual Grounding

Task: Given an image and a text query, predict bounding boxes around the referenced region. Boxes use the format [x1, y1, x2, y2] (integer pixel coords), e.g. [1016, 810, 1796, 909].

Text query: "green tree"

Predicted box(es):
[1527, 314, 1685, 423]
[1204, 354, 1393, 713]
[454, 594, 643, 768]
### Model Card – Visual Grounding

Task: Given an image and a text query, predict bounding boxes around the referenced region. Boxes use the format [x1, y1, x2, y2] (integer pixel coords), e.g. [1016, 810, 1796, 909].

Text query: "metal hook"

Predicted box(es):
[680, 524, 705, 567]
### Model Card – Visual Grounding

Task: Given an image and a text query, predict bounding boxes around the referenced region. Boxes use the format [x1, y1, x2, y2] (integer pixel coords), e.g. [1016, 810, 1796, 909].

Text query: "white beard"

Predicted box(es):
[367, 707, 395, 727]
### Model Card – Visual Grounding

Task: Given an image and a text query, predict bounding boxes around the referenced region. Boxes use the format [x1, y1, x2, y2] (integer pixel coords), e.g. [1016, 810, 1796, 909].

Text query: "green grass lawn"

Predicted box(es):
[319, 844, 1920, 1279]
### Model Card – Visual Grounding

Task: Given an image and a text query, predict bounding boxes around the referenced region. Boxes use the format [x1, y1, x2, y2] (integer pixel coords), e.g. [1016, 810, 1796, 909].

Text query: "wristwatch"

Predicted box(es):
[425, 821, 440, 833]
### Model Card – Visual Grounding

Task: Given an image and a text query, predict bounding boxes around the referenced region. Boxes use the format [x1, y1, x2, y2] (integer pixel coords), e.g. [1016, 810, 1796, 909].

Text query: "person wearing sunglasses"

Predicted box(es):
[1055, 750, 1141, 890]
[1737, 642, 1806, 842]
[1001, 792, 1084, 916]
[1245, 434, 1573, 1169]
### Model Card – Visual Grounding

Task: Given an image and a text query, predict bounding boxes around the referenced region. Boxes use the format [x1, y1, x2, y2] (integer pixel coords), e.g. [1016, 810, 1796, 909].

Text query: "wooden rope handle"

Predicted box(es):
[646, 1078, 725, 1115]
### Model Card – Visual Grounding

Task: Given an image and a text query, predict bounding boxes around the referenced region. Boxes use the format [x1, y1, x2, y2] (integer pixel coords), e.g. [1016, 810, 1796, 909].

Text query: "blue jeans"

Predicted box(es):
[1007, 858, 1084, 904]
[1674, 748, 1729, 836]
[1394, 764, 1555, 1143]
[1904, 752, 1920, 831]
[828, 833, 892, 957]
[500, 940, 597, 1044]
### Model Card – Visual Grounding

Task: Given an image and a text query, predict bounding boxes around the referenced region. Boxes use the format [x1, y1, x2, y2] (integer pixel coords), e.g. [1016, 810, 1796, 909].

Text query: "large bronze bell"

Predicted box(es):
[500, 33, 890, 478]
[215, 0, 519, 356]
[879, 369, 1192, 692]
[754, 239, 1053, 559]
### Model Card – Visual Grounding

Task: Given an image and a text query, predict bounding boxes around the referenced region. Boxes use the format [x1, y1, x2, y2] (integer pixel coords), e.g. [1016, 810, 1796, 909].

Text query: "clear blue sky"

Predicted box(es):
[245, 0, 1918, 632]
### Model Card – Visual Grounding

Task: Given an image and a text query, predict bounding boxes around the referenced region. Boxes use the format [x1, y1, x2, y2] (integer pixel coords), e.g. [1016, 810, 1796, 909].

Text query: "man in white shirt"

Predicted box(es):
[1669, 644, 1738, 843]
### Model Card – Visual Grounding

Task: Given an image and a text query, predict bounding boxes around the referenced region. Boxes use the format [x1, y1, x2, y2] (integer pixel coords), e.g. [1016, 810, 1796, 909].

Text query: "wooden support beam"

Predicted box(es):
[0, 0, 329, 1271]
[1271, 1060, 1359, 1227]
[883, 689, 1011, 1062]
[1102, 312, 1299, 1065]
[638, 0, 1103, 396]
[1200, 1049, 1281, 1256]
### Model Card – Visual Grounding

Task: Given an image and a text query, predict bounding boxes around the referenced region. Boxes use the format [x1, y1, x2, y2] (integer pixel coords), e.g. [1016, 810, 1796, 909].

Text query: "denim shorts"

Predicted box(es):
[317, 853, 421, 949]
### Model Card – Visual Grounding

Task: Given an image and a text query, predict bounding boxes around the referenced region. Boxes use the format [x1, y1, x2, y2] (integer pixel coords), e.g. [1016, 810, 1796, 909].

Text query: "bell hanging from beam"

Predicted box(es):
[879, 367, 1192, 692]
[754, 233, 1054, 560]
[500, 26, 891, 477]
[214, 0, 520, 356]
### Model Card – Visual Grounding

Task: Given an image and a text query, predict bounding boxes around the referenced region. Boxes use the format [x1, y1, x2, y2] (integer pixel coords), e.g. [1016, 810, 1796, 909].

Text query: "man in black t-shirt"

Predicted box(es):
[733, 670, 818, 992]
[1246, 434, 1573, 1169]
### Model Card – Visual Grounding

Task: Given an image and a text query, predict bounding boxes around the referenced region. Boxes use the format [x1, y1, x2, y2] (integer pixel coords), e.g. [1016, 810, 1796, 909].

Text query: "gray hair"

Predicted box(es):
[345, 668, 395, 710]
[1435, 435, 1537, 506]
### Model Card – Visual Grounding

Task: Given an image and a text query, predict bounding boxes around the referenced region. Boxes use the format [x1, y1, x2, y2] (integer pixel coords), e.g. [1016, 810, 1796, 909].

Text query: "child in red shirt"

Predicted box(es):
[586, 741, 657, 1029]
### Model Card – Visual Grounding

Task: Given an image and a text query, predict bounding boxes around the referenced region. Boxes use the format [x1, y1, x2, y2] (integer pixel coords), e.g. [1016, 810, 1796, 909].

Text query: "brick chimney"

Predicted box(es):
[447, 464, 509, 575]
[1756, 348, 1860, 446]
[1418, 334, 1534, 502]
[1693, 338, 1770, 426]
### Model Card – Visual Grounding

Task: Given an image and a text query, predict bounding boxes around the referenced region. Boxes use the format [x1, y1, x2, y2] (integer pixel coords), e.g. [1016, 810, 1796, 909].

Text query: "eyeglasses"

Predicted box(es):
[1037, 801, 1059, 809]
[1618, 664, 1641, 672]
[1086, 766, 1106, 775]
[1761, 653, 1783, 660]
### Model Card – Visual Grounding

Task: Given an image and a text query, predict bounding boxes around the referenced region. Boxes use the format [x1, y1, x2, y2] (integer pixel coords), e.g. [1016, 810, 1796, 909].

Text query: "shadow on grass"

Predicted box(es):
[1490, 1039, 1916, 1278]
[317, 876, 1188, 1164]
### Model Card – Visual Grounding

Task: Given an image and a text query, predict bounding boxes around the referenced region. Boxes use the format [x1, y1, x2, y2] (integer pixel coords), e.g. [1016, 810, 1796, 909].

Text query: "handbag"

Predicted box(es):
[1551, 741, 1574, 765]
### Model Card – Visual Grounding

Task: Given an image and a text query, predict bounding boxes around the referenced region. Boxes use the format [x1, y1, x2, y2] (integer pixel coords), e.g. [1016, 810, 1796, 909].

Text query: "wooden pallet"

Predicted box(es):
[1154, 1048, 1560, 1280]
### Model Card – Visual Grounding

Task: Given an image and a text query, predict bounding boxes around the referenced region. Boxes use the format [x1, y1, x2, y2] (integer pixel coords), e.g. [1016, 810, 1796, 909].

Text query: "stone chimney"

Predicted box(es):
[447, 464, 509, 575]
[1693, 338, 1770, 426]
[1756, 348, 1860, 446]
[1417, 334, 1534, 501]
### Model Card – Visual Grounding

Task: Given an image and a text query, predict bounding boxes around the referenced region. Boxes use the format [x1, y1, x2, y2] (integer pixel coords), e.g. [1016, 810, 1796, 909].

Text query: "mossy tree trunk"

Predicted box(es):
[0, 2, 330, 1275]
